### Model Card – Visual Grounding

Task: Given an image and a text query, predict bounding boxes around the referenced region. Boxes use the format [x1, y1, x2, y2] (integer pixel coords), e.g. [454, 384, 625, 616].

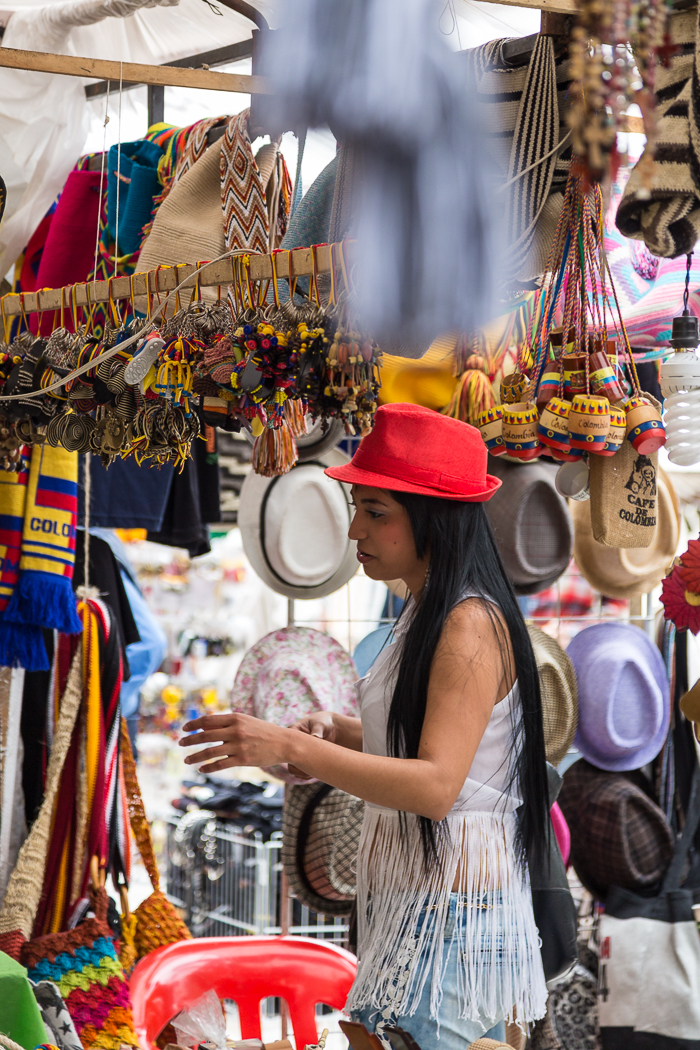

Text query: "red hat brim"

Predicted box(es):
[324, 462, 502, 502]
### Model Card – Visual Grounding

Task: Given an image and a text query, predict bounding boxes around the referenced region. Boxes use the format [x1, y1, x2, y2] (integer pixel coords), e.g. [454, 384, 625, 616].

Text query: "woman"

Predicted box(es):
[180, 403, 549, 1047]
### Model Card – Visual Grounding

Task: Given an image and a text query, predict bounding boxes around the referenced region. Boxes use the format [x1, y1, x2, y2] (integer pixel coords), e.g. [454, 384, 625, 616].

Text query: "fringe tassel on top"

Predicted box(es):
[348, 807, 547, 1029]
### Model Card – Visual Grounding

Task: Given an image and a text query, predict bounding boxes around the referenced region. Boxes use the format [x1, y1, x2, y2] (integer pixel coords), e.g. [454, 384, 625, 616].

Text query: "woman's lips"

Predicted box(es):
[357, 550, 375, 564]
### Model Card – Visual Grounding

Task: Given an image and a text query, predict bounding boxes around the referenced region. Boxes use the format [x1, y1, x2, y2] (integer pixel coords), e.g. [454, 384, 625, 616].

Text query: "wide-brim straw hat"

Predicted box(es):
[527, 624, 578, 766]
[567, 622, 670, 772]
[239, 448, 358, 600]
[558, 759, 674, 901]
[484, 457, 573, 596]
[572, 467, 680, 599]
[281, 782, 363, 916]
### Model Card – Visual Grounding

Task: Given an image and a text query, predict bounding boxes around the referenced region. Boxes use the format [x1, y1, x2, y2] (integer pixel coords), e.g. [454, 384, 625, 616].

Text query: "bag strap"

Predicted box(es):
[0, 646, 83, 937]
[662, 762, 700, 893]
[120, 716, 160, 892]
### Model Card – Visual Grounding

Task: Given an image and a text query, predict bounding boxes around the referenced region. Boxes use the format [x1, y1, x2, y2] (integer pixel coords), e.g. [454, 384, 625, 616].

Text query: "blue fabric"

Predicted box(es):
[352, 623, 394, 678]
[90, 528, 167, 719]
[351, 892, 509, 1048]
[81, 455, 175, 530]
[107, 139, 163, 256]
[119, 570, 167, 718]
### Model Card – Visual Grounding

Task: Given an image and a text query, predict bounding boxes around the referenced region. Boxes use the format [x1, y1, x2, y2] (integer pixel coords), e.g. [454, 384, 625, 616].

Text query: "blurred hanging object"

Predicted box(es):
[616, 6, 700, 255]
[567, 0, 668, 183]
[260, 0, 500, 347]
[659, 252, 700, 465]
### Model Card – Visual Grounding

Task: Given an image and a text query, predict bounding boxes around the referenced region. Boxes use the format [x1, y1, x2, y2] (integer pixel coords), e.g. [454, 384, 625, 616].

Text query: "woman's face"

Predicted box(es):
[348, 485, 429, 596]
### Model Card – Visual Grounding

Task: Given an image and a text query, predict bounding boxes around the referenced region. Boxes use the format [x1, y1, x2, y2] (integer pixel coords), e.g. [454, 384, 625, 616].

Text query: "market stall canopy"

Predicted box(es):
[0, 0, 541, 281]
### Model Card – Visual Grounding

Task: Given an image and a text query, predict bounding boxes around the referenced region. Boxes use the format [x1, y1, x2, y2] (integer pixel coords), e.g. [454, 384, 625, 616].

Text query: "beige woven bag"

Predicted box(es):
[589, 394, 661, 549]
[0, 646, 82, 957]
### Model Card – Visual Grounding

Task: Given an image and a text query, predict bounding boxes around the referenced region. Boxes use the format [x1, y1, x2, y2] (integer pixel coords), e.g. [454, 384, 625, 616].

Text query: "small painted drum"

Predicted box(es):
[550, 327, 576, 353]
[538, 396, 571, 453]
[569, 395, 611, 452]
[589, 350, 625, 403]
[562, 353, 589, 400]
[536, 362, 562, 412]
[625, 396, 667, 454]
[477, 405, 506, 456]
[502, 401, 541, 460]
[598, 405, 627, 456]
[501, 372, 529, 404]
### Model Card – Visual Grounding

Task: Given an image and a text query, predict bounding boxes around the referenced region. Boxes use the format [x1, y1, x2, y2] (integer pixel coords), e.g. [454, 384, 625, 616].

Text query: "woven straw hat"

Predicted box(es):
[467, 1041, 512, 1050]
[572, 467, 680, 599]
[484, 457, 573, 596]
[281, 782, 363, 916]
[527, 624, 578, 766]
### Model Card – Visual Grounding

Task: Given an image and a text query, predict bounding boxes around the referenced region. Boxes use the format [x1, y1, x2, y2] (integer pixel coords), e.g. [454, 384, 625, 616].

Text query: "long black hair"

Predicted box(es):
[387, 491, 548, 870]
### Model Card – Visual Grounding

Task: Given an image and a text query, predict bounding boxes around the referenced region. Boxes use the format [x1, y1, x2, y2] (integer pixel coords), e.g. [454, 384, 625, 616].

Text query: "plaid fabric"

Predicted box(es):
[558, 760, 674, 901]
[527, 624, 578, 766]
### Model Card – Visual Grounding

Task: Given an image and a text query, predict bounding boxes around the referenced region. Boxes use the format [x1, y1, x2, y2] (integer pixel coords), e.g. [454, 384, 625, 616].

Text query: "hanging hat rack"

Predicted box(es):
[0, 243, 342, 319]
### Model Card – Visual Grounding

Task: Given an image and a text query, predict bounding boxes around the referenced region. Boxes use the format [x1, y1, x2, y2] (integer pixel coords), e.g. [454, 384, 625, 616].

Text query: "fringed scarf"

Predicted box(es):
[34, 598, 126, 936]
[0, 445, 81, 670]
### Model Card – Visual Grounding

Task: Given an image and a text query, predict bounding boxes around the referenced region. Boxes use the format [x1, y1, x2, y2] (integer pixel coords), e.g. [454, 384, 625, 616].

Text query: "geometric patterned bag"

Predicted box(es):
[21, 885, 139, 1050]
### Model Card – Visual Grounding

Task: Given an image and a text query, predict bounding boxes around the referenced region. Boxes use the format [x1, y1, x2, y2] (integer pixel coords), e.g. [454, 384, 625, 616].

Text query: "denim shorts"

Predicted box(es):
[350, 891, 509, 1049]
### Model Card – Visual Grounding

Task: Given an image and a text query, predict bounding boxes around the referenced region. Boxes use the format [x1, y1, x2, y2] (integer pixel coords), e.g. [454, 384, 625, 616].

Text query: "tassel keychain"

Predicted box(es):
[252, 421, 299, 477]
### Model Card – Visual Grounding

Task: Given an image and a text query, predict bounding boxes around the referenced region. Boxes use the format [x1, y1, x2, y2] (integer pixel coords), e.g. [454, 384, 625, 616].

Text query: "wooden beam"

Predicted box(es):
[0, 46, 267, 94]
[471, 0, 579, 13]
[0, 245, 337, 317]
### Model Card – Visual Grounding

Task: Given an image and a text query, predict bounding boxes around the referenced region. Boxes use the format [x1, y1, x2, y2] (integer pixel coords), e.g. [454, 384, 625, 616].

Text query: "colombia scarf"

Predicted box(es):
[0, 444, 81, 670]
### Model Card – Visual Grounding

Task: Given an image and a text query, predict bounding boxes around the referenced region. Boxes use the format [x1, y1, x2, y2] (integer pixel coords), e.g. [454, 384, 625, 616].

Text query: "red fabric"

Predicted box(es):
[32, 170, 102, 334]
[325, 403, 501, 501]
[18, 213, 54, 294]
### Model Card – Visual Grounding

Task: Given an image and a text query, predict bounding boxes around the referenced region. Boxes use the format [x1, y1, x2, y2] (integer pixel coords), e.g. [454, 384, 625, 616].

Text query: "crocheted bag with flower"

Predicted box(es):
[20, 885, 139, 1050]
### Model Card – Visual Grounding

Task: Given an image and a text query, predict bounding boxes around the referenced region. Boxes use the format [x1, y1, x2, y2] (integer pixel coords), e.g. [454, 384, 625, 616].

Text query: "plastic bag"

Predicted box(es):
[172, 989, 227, 1050]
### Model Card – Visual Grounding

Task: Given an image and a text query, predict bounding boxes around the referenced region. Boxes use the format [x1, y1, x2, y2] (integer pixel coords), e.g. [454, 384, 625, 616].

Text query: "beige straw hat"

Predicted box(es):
[572, 467, 680, 599]
[527, 624, 578, 766]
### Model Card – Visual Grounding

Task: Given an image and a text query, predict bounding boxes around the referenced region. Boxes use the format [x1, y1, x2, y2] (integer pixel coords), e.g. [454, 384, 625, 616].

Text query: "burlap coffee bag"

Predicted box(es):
[589, 395, 661, 549]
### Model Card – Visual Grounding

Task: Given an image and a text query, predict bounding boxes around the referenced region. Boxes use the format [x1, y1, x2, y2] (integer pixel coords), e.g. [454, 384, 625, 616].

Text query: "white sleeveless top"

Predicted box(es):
[346, 596, 547, 1029]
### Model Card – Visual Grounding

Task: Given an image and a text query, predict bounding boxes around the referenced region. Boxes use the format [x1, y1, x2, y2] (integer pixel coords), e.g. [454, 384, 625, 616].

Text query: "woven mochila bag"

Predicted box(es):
[118, 717, 191, 971]
[21, 882, 140, 1050]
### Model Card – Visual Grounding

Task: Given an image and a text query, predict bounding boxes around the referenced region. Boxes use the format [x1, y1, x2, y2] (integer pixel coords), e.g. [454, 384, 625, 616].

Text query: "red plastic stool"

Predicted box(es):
[130, 935, 357, 1050]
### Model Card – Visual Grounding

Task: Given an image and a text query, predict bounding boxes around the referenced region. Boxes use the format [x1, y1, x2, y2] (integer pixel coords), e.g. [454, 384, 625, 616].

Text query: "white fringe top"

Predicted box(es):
[347, 599, 548, 1028]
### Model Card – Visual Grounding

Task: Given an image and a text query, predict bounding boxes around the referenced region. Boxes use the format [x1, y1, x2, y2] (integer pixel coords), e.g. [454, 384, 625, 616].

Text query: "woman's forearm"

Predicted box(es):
[285, 730, 454, 820]
[332, 713, 364, 751]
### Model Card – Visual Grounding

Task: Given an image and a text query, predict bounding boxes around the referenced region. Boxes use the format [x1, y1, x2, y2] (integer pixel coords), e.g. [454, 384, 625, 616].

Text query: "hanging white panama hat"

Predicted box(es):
[239, 448, 358, 599]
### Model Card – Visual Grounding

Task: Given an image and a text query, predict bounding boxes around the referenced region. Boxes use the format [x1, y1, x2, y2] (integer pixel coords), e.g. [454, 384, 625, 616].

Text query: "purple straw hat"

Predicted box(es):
[566, 623, 670, 772]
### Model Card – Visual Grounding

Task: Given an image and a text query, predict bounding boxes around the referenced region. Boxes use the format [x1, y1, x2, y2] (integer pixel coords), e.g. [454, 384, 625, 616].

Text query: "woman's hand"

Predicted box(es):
[287, 710, 337, 778]
[179, 712, 291, 773]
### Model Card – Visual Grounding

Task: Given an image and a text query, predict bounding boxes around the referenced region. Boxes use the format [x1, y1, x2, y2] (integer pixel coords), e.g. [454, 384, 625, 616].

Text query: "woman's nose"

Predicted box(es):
[348, 512, 365, 541]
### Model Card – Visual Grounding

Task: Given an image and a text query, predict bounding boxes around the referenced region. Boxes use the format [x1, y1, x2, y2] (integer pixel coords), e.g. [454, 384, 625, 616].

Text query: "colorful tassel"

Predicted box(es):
[252, 421, 299, 477]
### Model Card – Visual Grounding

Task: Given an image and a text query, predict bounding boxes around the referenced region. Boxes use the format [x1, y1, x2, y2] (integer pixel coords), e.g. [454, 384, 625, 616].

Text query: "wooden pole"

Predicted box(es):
[0, 46, 267, 94]
[0, 245, 338, 318]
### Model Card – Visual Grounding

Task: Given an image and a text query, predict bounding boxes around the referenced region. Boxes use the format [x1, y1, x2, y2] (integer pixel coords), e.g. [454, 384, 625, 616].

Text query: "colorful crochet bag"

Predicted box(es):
[21, 884, 139, 1050]
[119, 718, 191, 970]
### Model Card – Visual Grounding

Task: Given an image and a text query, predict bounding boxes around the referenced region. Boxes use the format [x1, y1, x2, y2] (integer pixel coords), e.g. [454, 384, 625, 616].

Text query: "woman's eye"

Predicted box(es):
[368, 510, 383, 519]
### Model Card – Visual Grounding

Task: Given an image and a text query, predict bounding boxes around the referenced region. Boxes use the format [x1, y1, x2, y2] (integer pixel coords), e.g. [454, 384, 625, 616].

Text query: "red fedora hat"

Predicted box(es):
[325, 403, 501, 501]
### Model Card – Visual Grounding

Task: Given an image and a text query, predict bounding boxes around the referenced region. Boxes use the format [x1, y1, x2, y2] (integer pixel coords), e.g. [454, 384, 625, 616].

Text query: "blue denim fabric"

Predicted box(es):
[350, 891, 510, 1049]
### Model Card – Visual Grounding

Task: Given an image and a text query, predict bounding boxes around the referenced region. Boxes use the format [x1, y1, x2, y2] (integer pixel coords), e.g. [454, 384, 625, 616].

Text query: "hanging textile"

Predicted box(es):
[0, 446, 81, 671]
[221, 110, 269, 255]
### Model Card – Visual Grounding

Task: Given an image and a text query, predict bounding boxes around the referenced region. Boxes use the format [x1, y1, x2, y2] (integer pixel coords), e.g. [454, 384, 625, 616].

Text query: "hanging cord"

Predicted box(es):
[93, 83, 111, 281]
[114, 62, 123, 277]
[684, 251, 693, 314]
[498, 130, 573, 192]
[83, 449, 91, 594]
